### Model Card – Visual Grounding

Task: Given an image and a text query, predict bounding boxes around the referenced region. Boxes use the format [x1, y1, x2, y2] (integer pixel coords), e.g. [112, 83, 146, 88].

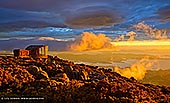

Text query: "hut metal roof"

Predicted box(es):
[25, 45, 47, 50]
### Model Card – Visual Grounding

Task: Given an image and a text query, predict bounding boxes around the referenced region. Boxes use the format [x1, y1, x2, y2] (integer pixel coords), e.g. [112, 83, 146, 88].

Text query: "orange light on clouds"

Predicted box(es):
[112, 40, 170, 46]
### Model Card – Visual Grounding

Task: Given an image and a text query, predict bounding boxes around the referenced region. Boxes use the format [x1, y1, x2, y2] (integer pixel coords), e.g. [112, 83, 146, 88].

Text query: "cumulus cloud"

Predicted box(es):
[69, 32, 114, 51]
[132, 22, 168, 39]
[114, 56, 155, 80]
[114, 31, 136, 41]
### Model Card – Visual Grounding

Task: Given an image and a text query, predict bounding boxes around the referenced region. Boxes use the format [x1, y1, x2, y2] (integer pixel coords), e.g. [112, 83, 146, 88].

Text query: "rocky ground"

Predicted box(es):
[0, 55, 170, 103]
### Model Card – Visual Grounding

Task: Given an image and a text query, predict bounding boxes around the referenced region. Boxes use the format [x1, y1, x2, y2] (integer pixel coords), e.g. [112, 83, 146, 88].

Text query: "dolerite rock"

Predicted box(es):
[62, 73, 70, 82]
[81, 70, 89, 80]
[27, 65, 41, 76]
[72, 70, 81, 80]
[63, 64, 73, 79]
[49, 79, 58, 87]
[36, 71, 49, 80]
[53, 73, 70, 82]
[0, 56, 170, 102]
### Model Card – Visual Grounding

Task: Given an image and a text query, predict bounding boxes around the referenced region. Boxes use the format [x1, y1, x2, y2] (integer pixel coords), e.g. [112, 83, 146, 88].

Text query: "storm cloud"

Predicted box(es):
[0, 0, 170, 28]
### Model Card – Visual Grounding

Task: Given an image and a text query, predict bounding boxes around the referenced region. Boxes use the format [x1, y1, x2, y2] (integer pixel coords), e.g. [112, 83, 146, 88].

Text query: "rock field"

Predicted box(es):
[0, 55, 170, 103]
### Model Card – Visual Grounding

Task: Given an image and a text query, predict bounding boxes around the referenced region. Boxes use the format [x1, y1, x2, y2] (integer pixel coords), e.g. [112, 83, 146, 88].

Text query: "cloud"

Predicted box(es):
[1, 0, 170, 29]
[65, 14, 122, 28]
[114, 56, 155, 80]
[64, 6, 123, 28]
[0, 0, 114, 12]
[69, 32, 114, 51]
[0, 0, 65, 11]
[0, 8, 63, 24]
[0, 0, 125, 28]
[132, 22, 168, 39]
[114, 31, 136, 42]
[156, 5, 170, 22]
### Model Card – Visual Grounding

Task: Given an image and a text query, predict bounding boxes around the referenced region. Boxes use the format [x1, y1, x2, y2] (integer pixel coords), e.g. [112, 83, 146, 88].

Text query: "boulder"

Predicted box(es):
[63, 64, 73, 79]
[36, 71, 49, 80]
[27, 65, 40, 76]
[81, 70, 89, 80]
[53, 73, 70, 82]
[62, 73, 70, 82]
[72, 71, 81, 80]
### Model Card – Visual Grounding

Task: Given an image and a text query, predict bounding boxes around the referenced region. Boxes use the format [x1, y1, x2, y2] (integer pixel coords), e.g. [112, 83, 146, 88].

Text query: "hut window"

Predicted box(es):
[39, 47, 45, 55]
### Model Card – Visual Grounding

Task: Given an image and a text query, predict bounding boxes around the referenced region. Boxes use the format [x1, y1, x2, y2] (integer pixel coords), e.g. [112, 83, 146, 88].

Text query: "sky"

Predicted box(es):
[0, 0, 170, 50]
[0, 0, 170, 28]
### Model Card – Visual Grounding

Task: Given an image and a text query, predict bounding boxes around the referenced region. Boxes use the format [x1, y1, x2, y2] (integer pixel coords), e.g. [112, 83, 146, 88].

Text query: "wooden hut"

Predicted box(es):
[25, 45, 48, 58]
[13, 45, 48, 59]
[13, 49, 29, 58]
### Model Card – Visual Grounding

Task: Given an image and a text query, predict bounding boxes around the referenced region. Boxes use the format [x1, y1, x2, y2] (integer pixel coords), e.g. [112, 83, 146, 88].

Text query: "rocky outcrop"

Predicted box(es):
[0, 55, 170, 103]
[36, 70, 49, 80]
[27, 65, 40, 76]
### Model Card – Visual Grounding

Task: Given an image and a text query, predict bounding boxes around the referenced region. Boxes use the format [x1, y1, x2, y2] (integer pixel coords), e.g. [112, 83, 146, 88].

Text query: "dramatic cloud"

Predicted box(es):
[69, 32, 114, 51]
[0, 0, 68, 11]
[63, 5, 124, 28]
[0, 0, 170, 28]
[65, 12, 122, 28]
[114, 31, 136, 42]
[0, 8, 62, 24]
[114, 56, 155, 80]
[132, 22, 168, 39]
